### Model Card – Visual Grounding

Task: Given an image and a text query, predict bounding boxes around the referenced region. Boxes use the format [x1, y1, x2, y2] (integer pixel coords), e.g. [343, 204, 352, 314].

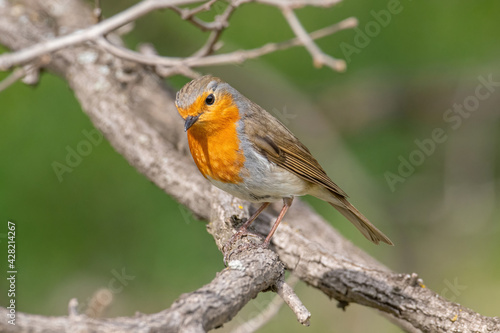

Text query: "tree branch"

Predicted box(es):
[0, 0, 499, 332]
[170, 0, 220, 31]
[0, 0, 202, 70]
[190, 1, 238, 58]
[282, 6, 346, 71]
[0, 245, 285, 333]
[0, 67, 26, 92]
[95, 16, 356, 76]
[0, 0, 355, 75]
[231, 275, 301, 333]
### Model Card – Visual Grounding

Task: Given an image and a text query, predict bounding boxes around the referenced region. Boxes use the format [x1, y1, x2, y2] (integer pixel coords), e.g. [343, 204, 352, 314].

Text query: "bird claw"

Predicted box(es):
[222, 228, 262, 266]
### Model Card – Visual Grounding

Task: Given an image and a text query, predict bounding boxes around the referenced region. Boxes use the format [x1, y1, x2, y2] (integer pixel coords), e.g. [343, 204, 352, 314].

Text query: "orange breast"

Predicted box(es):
[187, 103, 245, 183]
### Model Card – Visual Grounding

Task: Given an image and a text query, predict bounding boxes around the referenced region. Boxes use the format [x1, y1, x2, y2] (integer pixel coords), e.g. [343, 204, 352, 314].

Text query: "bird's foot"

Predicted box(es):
[259, 239, 271, 249]
[222, 226, 262, 265]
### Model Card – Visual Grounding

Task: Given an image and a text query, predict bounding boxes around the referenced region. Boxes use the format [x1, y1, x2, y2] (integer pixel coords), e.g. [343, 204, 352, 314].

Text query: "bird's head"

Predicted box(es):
[175, 75, 243, 133]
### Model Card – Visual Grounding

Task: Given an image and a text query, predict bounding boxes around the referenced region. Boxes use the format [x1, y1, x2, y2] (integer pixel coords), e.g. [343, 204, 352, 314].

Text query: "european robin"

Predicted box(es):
[175, 75, 393, 247]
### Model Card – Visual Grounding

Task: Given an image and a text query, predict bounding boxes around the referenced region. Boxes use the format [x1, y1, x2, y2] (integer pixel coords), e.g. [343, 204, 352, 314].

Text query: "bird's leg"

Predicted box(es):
[226, 202, 270, 244]
[223, 202, 270, 264]
[261, 197, 293, 247]
[222, 199, 293, 264]
[224, 202, 270, 243]
[238, 202, 270, 232]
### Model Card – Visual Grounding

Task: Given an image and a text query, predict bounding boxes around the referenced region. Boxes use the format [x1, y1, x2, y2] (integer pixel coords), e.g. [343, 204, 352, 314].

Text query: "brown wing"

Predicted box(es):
[244, 104, 348, 198]
[243, 103, 393, 245]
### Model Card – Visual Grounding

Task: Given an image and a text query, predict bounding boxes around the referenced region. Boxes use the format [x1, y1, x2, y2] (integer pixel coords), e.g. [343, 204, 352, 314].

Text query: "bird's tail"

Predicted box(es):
[329, 199, 393, 245]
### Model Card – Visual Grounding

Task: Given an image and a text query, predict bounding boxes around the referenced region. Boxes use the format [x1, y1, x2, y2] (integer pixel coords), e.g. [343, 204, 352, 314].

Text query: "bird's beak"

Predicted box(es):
[184, 114, 200, 131]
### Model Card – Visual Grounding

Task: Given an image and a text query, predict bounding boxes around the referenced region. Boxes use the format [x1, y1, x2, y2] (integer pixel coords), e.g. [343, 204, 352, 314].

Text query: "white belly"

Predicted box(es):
[208, 144, 311, 203]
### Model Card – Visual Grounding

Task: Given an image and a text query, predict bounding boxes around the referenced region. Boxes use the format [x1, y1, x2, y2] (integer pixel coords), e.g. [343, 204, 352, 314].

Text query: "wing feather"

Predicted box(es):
[244, 105, 347, 197]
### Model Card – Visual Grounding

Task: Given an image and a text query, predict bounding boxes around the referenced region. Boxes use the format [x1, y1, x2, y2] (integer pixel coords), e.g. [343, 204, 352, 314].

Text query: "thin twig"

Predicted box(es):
[68, 298, 79, 318]
[0, 62, 46, 91]
[170, 0, 218, 31]
[275, 275, 310, 326]
[0, 0, 353, 72]
[22, 64, 41, 85]
[137, 42, 201, 78]
[260, 0, 342, 8]
[156, 64, 201, 78]
[0, 0, 202, 70]
[309, 17, 357, 39]
[93, 0, 102, 22]
[0, 67, 27, 92]
[282, 6, 345, 71]
[96, 17, 356, 76]
[191, 1, 239, 57]
[231, 275, 301, 333]
[171, 0, 217, 19]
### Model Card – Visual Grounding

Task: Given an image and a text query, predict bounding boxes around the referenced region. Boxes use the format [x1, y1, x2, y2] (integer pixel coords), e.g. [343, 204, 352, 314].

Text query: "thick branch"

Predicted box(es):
[0, 1, 499, 333]
[0, 247, 283, 333]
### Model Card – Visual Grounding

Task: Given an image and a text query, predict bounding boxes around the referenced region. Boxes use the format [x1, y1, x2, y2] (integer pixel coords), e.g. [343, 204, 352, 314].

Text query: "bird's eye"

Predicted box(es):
[205, 94, 215, 105]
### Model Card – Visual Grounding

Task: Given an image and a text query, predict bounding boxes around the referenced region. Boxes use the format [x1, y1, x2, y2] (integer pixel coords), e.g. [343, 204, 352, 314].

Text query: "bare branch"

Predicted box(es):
[136, 42, 201, 78]
[282, 6, 345, 71]
[0, 61, 47, 92]
[259, 0, 342, 8]
[95, 17, 356, 77]
[170, 0, 218, 31]
[0, 0, 354, 74]
[275, 276, 310, 326]
[156, 63, 202, 78]
[93, 0, 103, 22]
[68, 298, 79, 318]
[0, 244, 285, 333]
[231, 275, 301, 333]
[0, 0, 202, 70]
[0, 67, 26, 92]
[191, 1, 238, 57]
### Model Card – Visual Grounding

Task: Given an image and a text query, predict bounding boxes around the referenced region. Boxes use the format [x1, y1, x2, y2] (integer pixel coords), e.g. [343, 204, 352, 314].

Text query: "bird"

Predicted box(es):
[175, 75, 393, 247]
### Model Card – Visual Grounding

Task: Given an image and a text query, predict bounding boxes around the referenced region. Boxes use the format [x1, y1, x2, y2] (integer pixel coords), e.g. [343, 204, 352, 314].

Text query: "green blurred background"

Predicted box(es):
[1, 0, 499, 331]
